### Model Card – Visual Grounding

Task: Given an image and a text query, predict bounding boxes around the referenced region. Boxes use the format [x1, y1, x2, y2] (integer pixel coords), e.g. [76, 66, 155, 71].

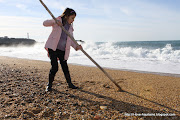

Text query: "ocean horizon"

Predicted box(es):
[0, 40, 180, 76]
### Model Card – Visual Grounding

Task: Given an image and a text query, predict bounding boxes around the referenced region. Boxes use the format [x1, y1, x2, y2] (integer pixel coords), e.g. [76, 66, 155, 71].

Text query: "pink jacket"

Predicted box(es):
[43, 16, 78, 60]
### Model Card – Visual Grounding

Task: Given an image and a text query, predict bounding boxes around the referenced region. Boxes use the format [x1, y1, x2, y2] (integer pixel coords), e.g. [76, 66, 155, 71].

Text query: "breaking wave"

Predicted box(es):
[1, 40, 180, 74]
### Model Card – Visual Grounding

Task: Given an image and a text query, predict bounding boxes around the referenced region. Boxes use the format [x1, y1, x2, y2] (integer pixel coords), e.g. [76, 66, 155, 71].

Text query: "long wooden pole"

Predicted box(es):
[39, 0, 123, 91]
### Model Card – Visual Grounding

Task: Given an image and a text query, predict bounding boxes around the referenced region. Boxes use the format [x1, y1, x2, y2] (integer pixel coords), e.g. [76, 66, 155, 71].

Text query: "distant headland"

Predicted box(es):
[0, 36, 36, 46]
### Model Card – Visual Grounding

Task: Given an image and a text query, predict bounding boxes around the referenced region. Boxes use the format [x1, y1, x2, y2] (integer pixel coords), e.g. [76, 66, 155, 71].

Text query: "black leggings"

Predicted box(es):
[48, 48, 70, 80]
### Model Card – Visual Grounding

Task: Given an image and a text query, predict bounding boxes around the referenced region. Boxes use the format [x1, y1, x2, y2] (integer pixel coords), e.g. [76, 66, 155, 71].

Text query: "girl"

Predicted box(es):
[43, 8, 82, 91]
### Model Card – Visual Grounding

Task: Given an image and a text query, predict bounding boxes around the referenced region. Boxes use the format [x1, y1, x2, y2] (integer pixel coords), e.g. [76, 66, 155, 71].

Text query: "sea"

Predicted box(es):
[0, 40, 180, 76]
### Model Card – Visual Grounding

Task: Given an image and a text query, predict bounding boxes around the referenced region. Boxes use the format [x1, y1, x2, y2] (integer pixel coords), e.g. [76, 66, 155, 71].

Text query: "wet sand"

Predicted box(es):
[0, 56, 179, 119]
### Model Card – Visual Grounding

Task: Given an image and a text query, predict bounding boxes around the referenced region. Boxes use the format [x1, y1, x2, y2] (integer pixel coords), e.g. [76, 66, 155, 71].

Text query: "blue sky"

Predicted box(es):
[0, 0, 180, 42]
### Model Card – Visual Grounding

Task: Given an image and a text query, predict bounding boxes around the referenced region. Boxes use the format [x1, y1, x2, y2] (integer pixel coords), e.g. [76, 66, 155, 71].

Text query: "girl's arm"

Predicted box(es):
[71, 40, 82, 51]
[70, 30, 83, 51]
[43, 19, 56, 27]
[43, 18, 62, 27]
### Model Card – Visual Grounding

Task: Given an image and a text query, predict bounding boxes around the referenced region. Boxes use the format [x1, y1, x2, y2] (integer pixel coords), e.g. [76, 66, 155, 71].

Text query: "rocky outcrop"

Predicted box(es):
[0, 37, 36, 46]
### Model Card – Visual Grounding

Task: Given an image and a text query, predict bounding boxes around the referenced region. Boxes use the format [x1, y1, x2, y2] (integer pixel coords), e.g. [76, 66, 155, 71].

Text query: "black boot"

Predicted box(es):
[68, 83, 78, 89]
[46, 74, 55, 92]
[65, 73, 78, 89]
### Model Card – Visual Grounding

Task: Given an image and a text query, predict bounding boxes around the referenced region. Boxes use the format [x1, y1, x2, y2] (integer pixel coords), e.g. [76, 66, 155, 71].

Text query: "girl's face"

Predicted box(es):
[67, 14, 76, 24]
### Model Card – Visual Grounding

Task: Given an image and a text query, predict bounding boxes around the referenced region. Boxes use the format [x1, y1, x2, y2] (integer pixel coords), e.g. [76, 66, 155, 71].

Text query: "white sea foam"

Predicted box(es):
[69, 42, 180, 74]
[0, 41, 180, 75]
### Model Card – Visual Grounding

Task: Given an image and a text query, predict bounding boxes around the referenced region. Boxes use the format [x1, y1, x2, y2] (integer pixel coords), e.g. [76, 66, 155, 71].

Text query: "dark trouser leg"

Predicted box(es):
[60, 60, 78, 89]
[46, 49, 58, 91]
[60, 60, 71, 83]
[58, 50, 78, 89]
[47, 74, 55, 88]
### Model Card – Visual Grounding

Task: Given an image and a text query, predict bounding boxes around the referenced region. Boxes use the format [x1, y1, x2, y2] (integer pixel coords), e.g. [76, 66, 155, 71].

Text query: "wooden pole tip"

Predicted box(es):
[118, 88, 125, 92]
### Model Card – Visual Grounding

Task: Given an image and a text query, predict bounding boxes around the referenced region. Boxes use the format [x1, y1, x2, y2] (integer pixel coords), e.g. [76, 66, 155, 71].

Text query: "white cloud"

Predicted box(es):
[0, 16, 50, 42]
[43, 0, 72, 10]
[16, 4, 27, 10]
[0, 0, 180, 42]
[120, 7, 132, 16]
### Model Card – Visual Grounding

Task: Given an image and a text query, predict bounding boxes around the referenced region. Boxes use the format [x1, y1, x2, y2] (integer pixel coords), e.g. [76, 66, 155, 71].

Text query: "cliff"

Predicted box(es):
[0, 37, 36, 46]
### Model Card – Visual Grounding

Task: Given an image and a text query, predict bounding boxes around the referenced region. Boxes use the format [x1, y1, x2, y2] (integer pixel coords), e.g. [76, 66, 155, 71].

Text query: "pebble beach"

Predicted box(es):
[0, 56, 179, 119]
